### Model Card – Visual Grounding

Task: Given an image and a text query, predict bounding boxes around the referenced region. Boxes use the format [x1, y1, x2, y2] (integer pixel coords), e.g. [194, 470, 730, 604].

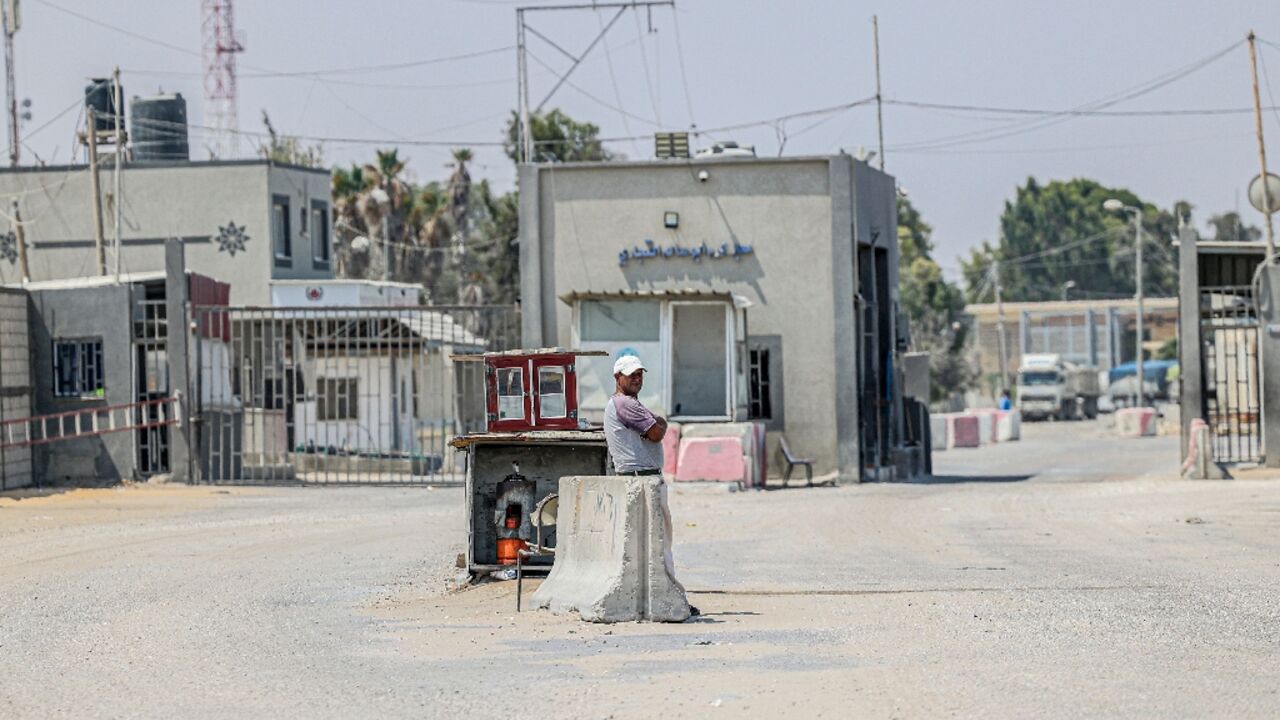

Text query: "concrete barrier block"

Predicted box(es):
[945, 414, 980, 449]
[661, 421, 681, 477]
[674, 436, 747, 483]
[1116, 407, 1157, 437]
[532, 476, 690, 623]
[930, 414, 948, 452]
[996, 410, 1021, 442]
[675, 422, 765, 487]
[966, 408, 999, 444]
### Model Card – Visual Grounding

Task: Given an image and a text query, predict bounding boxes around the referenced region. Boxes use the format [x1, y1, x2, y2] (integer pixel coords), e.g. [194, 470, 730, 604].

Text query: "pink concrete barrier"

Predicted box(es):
[661, 421, 681, 476]
[674, 436, 747, 483]
[1116, 407, 1157, 437]
[945, 413, 981, 449]
[966, 408, 1000, 444]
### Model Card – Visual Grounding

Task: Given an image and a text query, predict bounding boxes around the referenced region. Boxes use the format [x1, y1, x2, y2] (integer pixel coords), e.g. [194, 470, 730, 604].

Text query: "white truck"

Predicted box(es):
[1015, 353, 1101, 421]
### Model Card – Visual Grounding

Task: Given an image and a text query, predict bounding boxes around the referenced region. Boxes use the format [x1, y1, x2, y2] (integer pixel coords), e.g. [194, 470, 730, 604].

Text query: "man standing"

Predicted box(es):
[603, 354, 667, 475]
[602, 353, 693, 615]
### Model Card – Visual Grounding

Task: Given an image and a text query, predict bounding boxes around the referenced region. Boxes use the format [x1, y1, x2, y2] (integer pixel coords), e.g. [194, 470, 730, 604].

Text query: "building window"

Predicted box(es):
[310, 200, 330, 269]
[317, 377, 357, 421]
[580, 300, 660, 342]
[497, 367, 525, 420]
[272, 194, 292, 266]
[748, 348, 771, 419]
[538, 366, 567, 419]
[53, 339, 105, 398]
[747, 335, 784, 430]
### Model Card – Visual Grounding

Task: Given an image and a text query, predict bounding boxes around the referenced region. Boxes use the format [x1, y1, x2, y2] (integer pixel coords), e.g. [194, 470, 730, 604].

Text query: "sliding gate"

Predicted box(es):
[190, 305, 519, 484]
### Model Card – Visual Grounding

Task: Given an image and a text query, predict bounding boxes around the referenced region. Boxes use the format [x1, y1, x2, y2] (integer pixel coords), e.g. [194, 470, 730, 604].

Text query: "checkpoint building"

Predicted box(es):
[518, 153, 916, 482]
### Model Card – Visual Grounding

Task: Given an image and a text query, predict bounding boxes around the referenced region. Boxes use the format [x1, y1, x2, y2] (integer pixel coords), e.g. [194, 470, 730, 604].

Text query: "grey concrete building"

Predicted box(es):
[0, 159, 332, 304]
[519, 155, 907, 482]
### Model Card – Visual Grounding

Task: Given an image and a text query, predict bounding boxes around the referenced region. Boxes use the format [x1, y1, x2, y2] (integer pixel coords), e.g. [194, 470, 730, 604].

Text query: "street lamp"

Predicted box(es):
[1062, 280, 1076, 301]
[1104, 198, 1146, 409]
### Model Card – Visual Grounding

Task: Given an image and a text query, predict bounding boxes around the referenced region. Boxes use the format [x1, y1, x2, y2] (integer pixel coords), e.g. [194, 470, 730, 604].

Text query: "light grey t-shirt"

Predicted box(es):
[603, 393, 664, 472]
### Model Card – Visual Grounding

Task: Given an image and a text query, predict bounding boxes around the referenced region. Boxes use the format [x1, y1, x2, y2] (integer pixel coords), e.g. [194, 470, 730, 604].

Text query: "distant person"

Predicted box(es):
[998, 389, 1013, 411]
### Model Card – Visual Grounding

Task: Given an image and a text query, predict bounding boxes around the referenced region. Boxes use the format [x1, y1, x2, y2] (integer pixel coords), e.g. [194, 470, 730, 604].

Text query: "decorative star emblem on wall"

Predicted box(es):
[215, 221, 249, 257]
[0, 230, 16, 265]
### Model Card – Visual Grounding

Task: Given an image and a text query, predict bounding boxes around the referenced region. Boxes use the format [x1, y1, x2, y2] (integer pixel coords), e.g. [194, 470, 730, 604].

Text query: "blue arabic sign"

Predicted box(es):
[618, 238, 754, 267]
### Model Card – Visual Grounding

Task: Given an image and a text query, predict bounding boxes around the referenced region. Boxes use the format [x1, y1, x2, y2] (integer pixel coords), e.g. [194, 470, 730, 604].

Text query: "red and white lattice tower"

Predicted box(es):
[201, 0, 244, 158]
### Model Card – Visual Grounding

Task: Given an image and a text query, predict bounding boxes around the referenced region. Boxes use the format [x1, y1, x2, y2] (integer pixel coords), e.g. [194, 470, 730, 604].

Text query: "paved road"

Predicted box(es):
[3, 420, 1279, 718]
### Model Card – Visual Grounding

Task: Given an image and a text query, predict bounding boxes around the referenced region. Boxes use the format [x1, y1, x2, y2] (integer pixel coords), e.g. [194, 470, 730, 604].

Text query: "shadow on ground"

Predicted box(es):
[902, 474, 1033, 485]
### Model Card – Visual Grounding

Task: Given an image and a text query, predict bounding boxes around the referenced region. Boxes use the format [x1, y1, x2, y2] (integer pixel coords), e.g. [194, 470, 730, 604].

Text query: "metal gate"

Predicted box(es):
[189, 304, 519, 484]
[1199, 285, 1261, 463]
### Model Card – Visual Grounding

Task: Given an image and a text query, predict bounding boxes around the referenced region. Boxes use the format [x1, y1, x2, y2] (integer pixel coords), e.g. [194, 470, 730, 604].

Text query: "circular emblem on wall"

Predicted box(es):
[306, 286, 324, 302]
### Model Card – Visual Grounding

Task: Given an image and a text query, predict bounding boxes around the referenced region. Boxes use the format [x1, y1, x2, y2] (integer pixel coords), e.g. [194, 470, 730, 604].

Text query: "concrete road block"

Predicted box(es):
[945, 414, 980, 449]
[1116, 407, 1157, 437]
[661, 421, 681, 477]
[996, 410, 1021, 442]
[967, 409, 999, 444]
[675, 436, 747, 483]
[676, 422, 765, 487]
[532, 476, 690, 623]
[930, 414, 948, 452]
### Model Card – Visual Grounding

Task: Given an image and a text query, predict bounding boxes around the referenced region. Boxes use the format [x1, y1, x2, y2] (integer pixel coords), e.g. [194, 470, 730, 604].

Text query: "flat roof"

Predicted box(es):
[7, 271, 167, 291]
[523, 153, 884, 174]
[271, 279, 421, 290]
[0, 158, 330, 177]
[965, 296, 1178, 316]
[559, 289, 751, 307]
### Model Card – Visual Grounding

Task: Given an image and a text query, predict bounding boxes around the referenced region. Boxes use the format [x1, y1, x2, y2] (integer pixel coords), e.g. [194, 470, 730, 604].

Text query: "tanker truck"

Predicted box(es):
[1015, 353, 1101, 421]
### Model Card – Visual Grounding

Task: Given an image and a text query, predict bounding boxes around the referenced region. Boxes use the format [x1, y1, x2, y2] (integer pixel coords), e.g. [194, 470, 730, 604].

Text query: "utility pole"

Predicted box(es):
[872, 15, 885, 171]
[993, 259, 1008, 392]
[514, 1, 674, 165]
[380, 215, 390, 282]
[11, 197, 27, 283]
[1247, 31, 1276, 262]
[86, 107, 107, 276]
[517, 8, 530, 164]
[2, 1, 16, 166]
[112, 67, 123, 282]
[1134, 209, 1145, 409]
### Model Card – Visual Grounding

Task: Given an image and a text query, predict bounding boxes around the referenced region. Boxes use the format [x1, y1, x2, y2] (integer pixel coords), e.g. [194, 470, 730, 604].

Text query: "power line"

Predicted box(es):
[32, 0, 201, 57]
[669, 5, 697, 129]
[886, 98, 1280, 117]
[890, 40, 1243, 152]
[631, 8, 662, 127]
[525, 49, 660, 126]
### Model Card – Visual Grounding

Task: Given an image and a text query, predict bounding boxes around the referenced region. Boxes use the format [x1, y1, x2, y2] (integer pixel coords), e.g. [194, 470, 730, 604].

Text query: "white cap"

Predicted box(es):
[613, 354, 647, 376]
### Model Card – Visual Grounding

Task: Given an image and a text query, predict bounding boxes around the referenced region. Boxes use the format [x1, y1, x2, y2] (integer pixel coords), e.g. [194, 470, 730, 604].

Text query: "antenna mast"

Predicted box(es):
[202, 0, 244, 159]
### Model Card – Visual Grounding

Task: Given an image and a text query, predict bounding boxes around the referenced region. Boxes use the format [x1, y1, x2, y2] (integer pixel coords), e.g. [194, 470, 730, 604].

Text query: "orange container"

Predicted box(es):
[496, 538, 528, 566]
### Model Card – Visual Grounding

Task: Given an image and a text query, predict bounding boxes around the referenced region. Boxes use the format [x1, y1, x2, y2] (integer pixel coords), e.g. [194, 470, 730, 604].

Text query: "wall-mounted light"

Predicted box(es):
[663, 211, 679, 229]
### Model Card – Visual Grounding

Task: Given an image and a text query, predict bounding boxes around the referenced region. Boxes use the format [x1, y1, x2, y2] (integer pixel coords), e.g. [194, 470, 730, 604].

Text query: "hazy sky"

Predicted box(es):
[17, 0, 1280, 279]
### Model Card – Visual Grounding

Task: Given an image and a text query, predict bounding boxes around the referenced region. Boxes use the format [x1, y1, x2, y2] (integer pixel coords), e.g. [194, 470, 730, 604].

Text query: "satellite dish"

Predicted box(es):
[1248, 172, 1280, 214]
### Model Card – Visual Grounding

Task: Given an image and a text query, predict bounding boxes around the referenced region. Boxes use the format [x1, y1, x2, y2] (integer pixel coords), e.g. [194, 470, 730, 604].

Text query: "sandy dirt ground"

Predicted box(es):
[3, 420, 1279, 718]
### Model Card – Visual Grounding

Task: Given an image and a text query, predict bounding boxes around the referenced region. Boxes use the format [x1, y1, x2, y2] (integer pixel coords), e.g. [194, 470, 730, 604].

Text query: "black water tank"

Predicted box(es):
[130, 93, 189, 162]
[84, 78, 124, 134]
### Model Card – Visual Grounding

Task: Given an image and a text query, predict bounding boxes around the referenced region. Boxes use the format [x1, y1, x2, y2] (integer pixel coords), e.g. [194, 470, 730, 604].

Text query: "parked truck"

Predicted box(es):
[1015, 353, 1101, 421]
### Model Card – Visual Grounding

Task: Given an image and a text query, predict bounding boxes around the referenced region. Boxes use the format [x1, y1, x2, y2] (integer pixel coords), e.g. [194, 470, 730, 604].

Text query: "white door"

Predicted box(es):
[670, 303, 729, 419]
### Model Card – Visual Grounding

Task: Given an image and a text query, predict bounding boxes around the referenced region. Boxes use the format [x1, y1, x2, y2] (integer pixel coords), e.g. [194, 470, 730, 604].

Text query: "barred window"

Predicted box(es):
[53, 339, 105, 398]
[317, 377, 357, 421]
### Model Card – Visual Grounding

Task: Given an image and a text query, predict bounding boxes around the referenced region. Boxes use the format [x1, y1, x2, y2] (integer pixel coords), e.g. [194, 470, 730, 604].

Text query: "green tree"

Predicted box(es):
[504, 109, 614, 163]
[1207, 211, 1262, 243]
[962, 177, 1184, 303]
[897, 197, 975, 403]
